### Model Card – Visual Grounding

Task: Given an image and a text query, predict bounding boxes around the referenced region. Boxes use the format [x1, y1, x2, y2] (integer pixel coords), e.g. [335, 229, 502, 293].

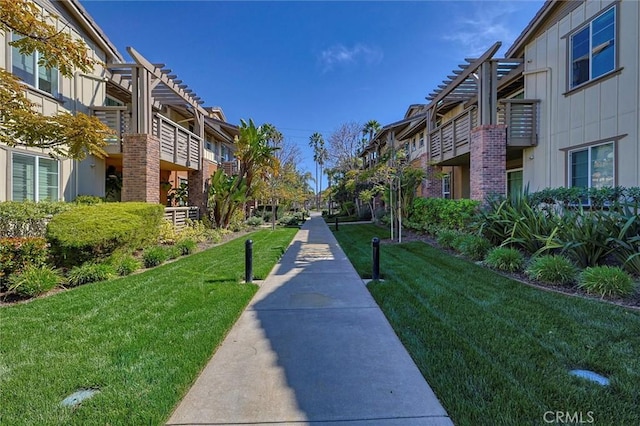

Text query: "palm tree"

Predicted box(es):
[363, 119, 381, 142]
[317, 145, 329, 208]
[309, 132, 324, 210]
[235, 119, 279, 198]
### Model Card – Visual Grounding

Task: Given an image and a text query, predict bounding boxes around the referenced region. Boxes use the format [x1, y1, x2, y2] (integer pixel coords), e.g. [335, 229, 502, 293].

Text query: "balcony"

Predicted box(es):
[91, 106, 130, 154]
[153, 114, 201, 170]
[429, 99, 538, 164]
[203, 147, 221, 164]
[92, 109, 202, 170]
[429, 106, 478, 164]
[499, 99, 539, 147]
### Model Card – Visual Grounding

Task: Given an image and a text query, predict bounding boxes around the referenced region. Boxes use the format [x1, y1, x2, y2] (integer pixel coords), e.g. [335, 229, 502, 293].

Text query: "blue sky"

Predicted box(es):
[82, 0, 544, 190]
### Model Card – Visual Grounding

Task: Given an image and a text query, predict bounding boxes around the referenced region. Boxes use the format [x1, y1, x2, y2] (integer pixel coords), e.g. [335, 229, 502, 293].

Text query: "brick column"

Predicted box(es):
[122, 134, 160, 203]
[470, 125, 506, 202]
[416, 153, 442, 198]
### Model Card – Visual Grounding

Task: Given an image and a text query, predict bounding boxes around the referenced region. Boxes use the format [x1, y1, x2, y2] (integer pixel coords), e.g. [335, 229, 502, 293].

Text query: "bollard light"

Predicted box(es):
[245, 239, 253, 283]
[372, 237, 380, 280]
[335, 216, 339, 231]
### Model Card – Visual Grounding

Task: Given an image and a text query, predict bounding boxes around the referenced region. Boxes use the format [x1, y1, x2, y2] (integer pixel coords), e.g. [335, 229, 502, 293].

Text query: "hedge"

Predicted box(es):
[408, 197, 480, 233]
[0, 201, 72, 238]
[46, 202, 164, 267]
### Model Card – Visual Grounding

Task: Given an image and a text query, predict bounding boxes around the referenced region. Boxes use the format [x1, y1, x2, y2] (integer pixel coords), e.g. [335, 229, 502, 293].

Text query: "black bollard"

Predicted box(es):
[335, 216, 339, 231]
[372, 237, 380, 280]
[245, 239, 253, 283]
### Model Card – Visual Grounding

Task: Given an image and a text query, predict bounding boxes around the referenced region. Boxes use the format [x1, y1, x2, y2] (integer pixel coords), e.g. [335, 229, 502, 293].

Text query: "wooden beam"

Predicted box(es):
[427, 42, 501, 109]
[126, 46, 209, 117]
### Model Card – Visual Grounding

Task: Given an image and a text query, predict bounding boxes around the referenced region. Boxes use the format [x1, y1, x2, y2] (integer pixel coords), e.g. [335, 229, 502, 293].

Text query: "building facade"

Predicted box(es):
[364, 0, 638, 202]
[1, 0, 238, 217]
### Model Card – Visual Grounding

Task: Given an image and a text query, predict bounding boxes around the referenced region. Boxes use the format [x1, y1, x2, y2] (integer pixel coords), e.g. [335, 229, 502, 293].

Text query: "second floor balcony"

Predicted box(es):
[429, 99, 539, 164]
[92, 107, 202, 170]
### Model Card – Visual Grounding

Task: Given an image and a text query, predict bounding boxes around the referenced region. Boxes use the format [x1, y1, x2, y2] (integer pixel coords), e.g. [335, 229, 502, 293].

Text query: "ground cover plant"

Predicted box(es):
[334, 224, 640, 425]
[0, 228, 297, 425]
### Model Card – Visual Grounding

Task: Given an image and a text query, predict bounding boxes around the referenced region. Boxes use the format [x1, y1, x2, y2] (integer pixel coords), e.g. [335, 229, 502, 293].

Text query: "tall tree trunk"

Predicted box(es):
[315, 162, 319, 210]
[319, 164, 323, 210]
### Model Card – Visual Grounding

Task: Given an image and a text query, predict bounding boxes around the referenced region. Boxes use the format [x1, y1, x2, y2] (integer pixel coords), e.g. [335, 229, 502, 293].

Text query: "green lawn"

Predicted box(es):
[0, 228, 297, 425]
[334, 224, 640, 425]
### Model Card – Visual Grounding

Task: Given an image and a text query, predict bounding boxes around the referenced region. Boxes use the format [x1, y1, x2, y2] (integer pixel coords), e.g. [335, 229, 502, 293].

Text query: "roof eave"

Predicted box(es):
[505, 0, 556, 58]
[62, 0, 124, 63]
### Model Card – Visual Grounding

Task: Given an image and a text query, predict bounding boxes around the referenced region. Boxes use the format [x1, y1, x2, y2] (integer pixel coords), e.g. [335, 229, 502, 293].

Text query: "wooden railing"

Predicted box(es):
[222, 160, 240, 176]
[91, 106, 130, 153]
[203, 148, 221, 164]
[153, 114, 201, 170]
[429, 106, 477, 163]
[499, 99, 539, 147]
[164, 206, 199, 229]
[428, 99, 539, 163]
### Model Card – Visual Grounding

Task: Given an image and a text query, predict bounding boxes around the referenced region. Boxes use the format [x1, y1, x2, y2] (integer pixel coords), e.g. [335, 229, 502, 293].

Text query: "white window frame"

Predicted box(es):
[568, 141, 615, 190]
[11, 152, 60, 201]
[10, 33, 60, 96]
[569, 5, 616, 90]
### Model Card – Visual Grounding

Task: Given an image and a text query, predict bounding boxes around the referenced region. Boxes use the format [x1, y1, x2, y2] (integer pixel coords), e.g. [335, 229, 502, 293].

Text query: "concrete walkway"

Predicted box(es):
[167, 213, 452, 426]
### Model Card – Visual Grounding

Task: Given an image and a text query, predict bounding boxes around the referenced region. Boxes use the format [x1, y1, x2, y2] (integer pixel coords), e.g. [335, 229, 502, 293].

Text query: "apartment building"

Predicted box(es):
[1, 0, 238, 217]
[364, 0, 639, 202]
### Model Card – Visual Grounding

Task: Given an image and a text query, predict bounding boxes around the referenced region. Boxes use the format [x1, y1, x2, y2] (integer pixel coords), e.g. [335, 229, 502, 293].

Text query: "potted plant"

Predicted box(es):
[173, 182, 188, 206]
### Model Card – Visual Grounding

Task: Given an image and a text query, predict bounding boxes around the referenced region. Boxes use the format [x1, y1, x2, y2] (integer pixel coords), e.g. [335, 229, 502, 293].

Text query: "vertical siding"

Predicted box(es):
[524, 0, 640, 189]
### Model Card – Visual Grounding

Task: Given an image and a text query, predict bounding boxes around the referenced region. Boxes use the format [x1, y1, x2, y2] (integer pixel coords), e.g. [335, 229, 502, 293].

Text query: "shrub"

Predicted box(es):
[0, 237, 49, 290]
[165, 245, 181, 260]
[278, 215, 299, 226]
[484, 247, 525, 272]
[142, 246, 168, 268]
[109, 254, 140, 276]
[8, 265, 60, 297]
[436, 229, 461, 249]
[176, 239, 197, 256]
[246, 216, 264, 226]
[558, 210, 617, 268]
[158, 220, 180, 244]
[525, 255, 577, 285]
[47, 202, 164, 267]
[607, 208, 640, 276]
[409, 197, 480, 234]
[228, 209, 247, 232]
[178, 219, 221, 243]
[74, 195, 103, 205]
[578, 266, 636, 298]
[0, 201, 73, 238]
[480, 196, 561, 255]
[67, 262, 116, 287]
[453, 234, 492, 261]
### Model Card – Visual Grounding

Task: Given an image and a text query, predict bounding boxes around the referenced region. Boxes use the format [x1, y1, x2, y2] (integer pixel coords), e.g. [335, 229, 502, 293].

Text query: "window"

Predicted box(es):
[570, 6, 616, 89]
[507, 169, 523, 202]
[419, 135, 424, 148]
[104, 97, 124, 107]
[12, 153, 59, 201]
[442, 173, 451, 199]
[569, 142, 614, 190]
[11, 34, 59, 95]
